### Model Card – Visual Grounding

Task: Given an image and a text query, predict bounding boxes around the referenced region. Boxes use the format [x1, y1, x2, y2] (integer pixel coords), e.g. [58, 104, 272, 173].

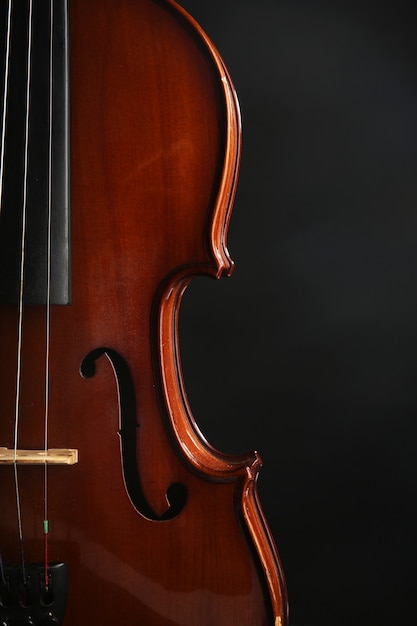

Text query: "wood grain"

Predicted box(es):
[0, 1, 287, 624]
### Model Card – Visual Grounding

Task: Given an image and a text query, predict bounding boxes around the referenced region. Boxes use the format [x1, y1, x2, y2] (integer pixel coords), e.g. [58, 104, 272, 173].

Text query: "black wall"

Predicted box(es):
[178, 1, 417, 625]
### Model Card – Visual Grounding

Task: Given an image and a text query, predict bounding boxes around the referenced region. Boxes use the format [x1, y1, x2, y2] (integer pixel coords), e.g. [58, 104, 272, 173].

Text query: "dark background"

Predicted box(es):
[178, 1, 417, 625]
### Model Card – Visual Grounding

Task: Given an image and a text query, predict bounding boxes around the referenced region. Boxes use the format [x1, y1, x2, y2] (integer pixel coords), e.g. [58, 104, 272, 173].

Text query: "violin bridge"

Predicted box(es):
[0, 448, 78, 465]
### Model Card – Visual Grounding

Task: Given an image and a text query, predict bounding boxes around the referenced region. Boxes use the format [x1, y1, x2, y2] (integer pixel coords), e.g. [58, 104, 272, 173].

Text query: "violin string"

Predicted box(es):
[0, 0, 12, 215]
[0, 0, 12, 581]
[43, 0, 55, 589]
[13, 0, 34, 585]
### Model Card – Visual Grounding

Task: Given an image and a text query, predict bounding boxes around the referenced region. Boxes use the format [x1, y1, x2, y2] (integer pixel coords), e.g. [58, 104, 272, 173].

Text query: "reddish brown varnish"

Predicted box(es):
[0, 1, 288, 624]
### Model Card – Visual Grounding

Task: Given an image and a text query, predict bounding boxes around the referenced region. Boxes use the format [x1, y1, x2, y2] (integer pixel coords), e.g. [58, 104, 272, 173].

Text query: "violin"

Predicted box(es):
[0, 1, 288, 624]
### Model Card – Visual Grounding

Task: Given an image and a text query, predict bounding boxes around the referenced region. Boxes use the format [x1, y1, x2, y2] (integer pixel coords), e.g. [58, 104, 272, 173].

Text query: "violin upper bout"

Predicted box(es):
[207, 65, 241, 279]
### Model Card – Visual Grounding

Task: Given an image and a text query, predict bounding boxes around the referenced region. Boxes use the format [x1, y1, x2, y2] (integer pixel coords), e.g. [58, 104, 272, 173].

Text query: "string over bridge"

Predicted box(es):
[0, 448, 78, 465]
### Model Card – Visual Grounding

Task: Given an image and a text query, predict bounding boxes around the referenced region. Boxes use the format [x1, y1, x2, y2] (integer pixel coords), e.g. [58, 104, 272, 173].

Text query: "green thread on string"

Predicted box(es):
[43, 519, 49, 534]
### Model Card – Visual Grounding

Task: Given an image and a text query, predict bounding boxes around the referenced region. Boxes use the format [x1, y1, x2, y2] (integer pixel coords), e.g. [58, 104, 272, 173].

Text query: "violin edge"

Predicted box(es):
[166, 0, 241, 279]
[240, 462, 290, 626]
[155, 3, 289, 624]
[155, 0, 249, 479]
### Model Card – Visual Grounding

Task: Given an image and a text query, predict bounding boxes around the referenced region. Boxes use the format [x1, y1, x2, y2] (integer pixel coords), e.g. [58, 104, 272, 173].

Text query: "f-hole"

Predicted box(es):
[80, 347, 187, 522]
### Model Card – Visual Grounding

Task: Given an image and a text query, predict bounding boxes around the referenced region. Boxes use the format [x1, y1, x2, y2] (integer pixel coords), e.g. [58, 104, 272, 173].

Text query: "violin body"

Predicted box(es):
[0, 1, 287, 624]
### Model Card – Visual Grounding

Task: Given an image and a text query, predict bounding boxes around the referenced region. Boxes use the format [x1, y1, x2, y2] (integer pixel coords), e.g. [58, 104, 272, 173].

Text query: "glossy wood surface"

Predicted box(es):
[0, 1, 288, 624]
